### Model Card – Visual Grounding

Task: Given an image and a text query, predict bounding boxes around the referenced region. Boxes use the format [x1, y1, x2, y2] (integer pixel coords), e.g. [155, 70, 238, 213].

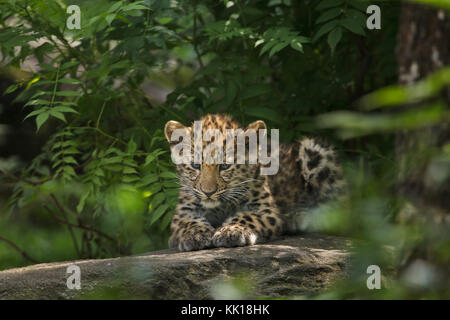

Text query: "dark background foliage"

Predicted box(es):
[0, 0, 448, 298]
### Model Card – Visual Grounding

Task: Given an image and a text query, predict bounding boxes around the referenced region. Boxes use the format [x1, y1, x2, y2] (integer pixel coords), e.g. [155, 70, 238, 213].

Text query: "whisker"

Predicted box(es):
[228, 179, 260, 187]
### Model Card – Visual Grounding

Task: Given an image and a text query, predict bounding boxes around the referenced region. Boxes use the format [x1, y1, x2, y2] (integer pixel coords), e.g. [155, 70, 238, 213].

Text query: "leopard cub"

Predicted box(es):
[164, 114, 345, 251]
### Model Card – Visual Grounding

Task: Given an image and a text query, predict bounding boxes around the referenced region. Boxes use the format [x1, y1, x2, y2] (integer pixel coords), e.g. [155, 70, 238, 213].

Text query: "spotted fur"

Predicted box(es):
[164, 114, 345, 251]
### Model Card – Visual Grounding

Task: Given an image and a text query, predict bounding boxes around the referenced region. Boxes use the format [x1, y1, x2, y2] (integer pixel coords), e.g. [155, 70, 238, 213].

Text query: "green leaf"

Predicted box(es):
[347, 0, 370, 11]
[225, 80, 238, 105]
[24, 108, 47, 120]
[159, 210, 174, 231]
[162, 181, 179, 188]
[61, 61, 80, 70]
[316, 8, 342, 24]
[269, 42, 289, 57]
[327, 27, 342, 53]
[123, 166, 138, 174]
[122, 175, 140, 183]
[360, 67, 450, 109]
[62, 147, 81, 155]
[26, 77, 40, 90]
[244, 106, 283, 124]
[148, 183, 162, 194]
[297, 36, 311, 43]
[4, 83, 19, 95]
[151, 192, 166, 209]
[54, 101, 78, 106]
[60, 166, 76, 176]
[241, 84, 272, 99]
[122, 2, 148, 11]
[341, 17, 366, 36]
[105, 14, 116, 25]
[25, 99, 51, 107]
[30, 91, 47, 99]
[346, 9, 368, 23]
[108, 1, 124, 13]
[54, 91, 82, 97]
[61, 156, 78, 165]
[156, 17, 173, 25]
[77, 189, 90, 214]
[144, 154, 157, 166]
[140, 174, 159, 186]
[58, 78, 81, 85]
[317, 104, 447, 139]
[102, 156, 123, 165]
[316, 0, 344, 11]
[36, 112, 49, 131]
[49, 110, 67, 123]
[259, 40, 278, 56]
[254, 39, 265, 47]
[39, 63, 57, 72]
[32, 80, 56, 86]
[160, 171, 178, 179]
[313, 20, 340, 42]
[52, 106, 78, 113]
[149, 204, 169, 225]
[127, 138, 137, 153]
[290, 39, 303, 52]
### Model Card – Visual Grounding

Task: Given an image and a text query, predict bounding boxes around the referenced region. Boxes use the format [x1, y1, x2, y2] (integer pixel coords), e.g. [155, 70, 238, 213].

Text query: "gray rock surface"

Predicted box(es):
[0, 234, 352, 299]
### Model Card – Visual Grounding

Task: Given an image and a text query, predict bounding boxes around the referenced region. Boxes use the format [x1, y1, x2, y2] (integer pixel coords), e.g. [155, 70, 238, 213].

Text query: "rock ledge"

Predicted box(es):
[0, 234, 352, 299]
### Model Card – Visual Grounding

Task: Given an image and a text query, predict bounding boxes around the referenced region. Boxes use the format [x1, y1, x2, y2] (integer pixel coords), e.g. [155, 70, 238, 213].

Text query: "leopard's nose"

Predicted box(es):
[201, 187, 217, 198]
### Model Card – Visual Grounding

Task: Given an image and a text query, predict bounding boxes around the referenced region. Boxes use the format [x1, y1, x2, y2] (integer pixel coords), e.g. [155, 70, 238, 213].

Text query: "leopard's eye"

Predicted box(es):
[190, 162, 201, 170]
[219, 163, 231, 171]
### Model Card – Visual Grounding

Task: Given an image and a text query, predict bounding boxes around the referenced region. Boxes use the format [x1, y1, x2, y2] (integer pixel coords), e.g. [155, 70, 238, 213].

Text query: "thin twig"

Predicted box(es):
[0, 167, 56, 186]
[193, 10, 205, 69]
[71, 126, 127, 146]
[139, 89, 185, 122]
[0, 236, 39, 264]
[192, 6, 213, 95]
[48, 193, 78, 220]
[43, 205, 117, 243]
[44, 204, 81, 258]
[0, 170, 115, 246]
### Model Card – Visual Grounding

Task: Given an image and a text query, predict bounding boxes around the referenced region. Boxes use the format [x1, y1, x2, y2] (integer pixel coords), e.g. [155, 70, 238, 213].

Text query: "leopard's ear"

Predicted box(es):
[164, 120, 187, 142]
[245, 120, 266, 133]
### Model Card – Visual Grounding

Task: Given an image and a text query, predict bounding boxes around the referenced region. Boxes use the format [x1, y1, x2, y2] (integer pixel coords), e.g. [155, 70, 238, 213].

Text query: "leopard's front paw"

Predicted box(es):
[169, 227, 214, 252]
[212, 224, 258, 248]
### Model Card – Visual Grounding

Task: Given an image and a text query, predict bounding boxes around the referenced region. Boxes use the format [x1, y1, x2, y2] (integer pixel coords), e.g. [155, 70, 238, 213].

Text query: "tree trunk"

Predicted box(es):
[396, 3, 450, 212]
[395, 4, 450, 289]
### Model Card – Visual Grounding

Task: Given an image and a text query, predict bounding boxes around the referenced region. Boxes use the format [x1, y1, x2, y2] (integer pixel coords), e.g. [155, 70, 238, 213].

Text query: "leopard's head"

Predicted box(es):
[164, 114, 266, 209]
